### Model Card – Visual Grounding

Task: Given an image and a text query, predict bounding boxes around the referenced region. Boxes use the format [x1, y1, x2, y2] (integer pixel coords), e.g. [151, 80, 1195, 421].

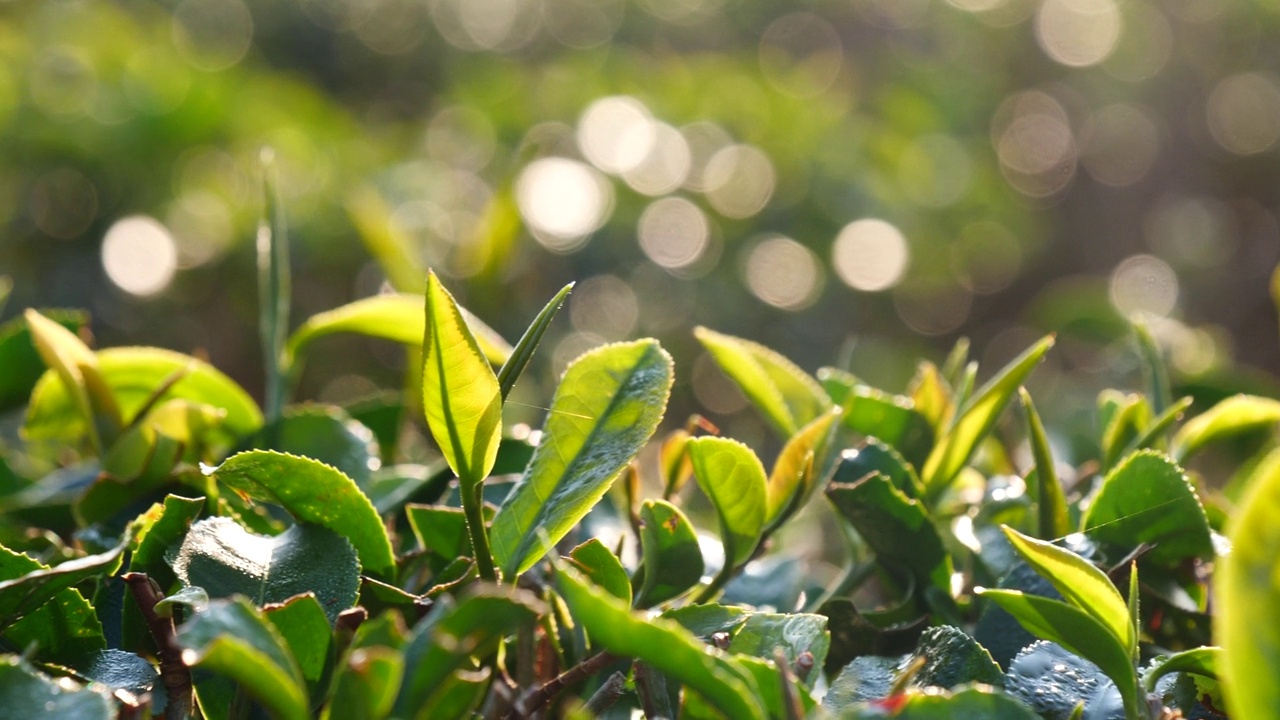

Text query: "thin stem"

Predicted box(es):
[583, 671, 628, 715]
[123, 573, 192, 720]
[463, 482, 498, 582]
[506, 651, 619, 719]
[691, 562, 734, 605]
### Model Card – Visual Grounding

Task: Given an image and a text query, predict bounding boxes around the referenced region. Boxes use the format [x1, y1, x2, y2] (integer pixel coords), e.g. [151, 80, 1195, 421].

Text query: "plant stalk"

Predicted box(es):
[463, 481, 498, 583]
[506, 650, 619, 719]
[122, 573, 192, 720]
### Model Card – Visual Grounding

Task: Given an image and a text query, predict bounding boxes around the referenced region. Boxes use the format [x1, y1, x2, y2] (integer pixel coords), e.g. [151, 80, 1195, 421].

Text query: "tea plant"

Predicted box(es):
[1, 194, 1279, 719]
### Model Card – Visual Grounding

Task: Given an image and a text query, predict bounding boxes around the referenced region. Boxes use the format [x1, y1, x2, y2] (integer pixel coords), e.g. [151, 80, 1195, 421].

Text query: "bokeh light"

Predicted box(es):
[569, 274, 639, 340]
[743, 235, 823, 310]
[1206, 73, 1280, 156]
[171, 0, 253, 71]
[578, 96, 657, 176]
[758, 13, 843, 99]
[101, 216, 179, 297]
[637, 197, 711, 271]
[1034, 0, 1122, 68]
[515, 157, 613, 252]
[703, 144, 775, 219]
[832, 219, 910, 292]
[993, 91, 1077, 198]
[1109, 254, 1178, 318]
[1081, 104, 1160, 187]
[623, 122, 692, 196]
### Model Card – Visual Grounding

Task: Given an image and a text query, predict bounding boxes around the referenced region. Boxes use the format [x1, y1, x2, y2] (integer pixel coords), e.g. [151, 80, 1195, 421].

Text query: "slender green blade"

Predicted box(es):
[1019, 388, 1069, 540]
[922, 335, 1054, 497]
[555, 562, 765, 720]
[1000, 526, 1134, 655]
[766, 409, 841, 531]
[694, 326, 830, 438]
[1143, 646, 1220, 692]
[422, 271, 503, 488]
[491, 339, 673, 577]
[24, 308, 122, 451]
[1215, 446, 1280, 717]
[207, 450, 395, 577]
[1133, 321, 1171, 415]
[687, 436, 767, 569]
[257, 152, 291, 425]
[496, 281, 573, 400]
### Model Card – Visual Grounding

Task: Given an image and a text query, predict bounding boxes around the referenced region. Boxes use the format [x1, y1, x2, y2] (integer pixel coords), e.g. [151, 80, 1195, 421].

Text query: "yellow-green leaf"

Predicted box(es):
[765, 408, 841, 531]
[1172, 394, 1280, 463]
[421, 271, 503, 487]
[688, 436, 767, 570]
[694, 326, 829, 437]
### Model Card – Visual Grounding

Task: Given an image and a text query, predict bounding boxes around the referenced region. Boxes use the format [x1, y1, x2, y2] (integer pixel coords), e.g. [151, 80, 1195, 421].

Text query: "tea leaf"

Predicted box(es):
[1172, 394, 1280, 462]
[26, 347, 262, 453]
[264, 594, 332, 691]
[24, 308, 122, 451]
[634, 500, 704, 608]
[491, 339, 672, 577]
[0, 310, 87, 412]
[826, 473, 950, 593]
[1019, 388, 1069, 540]
[999, 526, 1134, 655]
[555, 562, 765, 720]
[1216, 446, 1280, 717]
[826, 382, 934, 469]
[1143, 646, 1220, 692]
[0, 532, 131, 626]
[497, 281, 573, 399]
[173, 518, 360, 623]
[1082, 450, 1212, 566]
[327, 646, 403, 720]
[977, 589, 1139, 716]
[207, 450, 395, 577]
[569, 538, 631, 605]
[247, 404, 381, 488]
[0, 657, 110, 718]
[284, 292, 513, 371]
[257, 154, 292, 425]
[766, 409, 842, 531]
[421, 270, 503, 489]
[694, 326, 829, 437]
[688, 436, 767, 570]
[179, 596, 309, 720]
[922, 335, 1054, 498]
[395, 586, 544, 714]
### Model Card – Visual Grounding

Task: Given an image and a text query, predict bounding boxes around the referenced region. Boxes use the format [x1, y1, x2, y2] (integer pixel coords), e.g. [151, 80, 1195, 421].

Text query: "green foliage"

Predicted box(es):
[694, 326, 830, 437]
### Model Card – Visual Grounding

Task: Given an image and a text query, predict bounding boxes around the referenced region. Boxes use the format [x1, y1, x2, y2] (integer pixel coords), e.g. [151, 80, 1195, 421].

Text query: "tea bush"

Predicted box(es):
[0, 195, 1276, 719]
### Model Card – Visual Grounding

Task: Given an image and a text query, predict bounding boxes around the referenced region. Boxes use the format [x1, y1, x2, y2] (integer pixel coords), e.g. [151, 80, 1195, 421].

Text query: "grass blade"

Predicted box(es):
[257, 149, 291, 426]
[497, 282, 573, 400]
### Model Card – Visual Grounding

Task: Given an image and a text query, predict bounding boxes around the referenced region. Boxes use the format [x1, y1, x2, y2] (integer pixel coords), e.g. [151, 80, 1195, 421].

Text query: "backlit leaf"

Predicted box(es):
[569, 538, 631, 605]
[206, 450, 395, 577]
[765, 409, 841, 532]
[694, 327, 829, 437]
[490, 339, 673, 577]
[1215, 446, 1280, 717]
[496, 281, 573, 400]
[1172, 394, 1280, 463]
[687, 436, 767, 569]
[1081, 450, 1212, 566]
[634, 500, 704, 608]
[421, 271, 503, 488]
[922, 335, 1053, 498]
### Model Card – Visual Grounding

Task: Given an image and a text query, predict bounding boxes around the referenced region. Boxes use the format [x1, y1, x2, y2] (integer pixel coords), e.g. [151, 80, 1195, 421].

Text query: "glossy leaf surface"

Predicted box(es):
[687, 436, 767, 569]
[1082, 450, 1212, 566]
[207, 450, 395, 576]
[491, 339, 672, 577]
[173, 517, 360, 623]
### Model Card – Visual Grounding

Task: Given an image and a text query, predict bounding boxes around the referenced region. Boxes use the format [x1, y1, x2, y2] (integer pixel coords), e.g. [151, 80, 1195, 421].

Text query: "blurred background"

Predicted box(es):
[3, 0, 1280, 462]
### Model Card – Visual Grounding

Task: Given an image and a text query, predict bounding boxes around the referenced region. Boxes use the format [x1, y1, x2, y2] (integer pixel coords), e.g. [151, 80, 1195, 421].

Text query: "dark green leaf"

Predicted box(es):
[695, 326, 829, 437]
[496, 281, 573, 400]
[833, 384, 935, 469]
[173, 518, 360, 623]
[634, 499, 704, 608]
[264, 594, 332, 692]
[207, 450, 395, 577]
[2, 584, 105, 667]
[554, 562, 764, 720]
[0, 657, 110, 719]
[826, 474, 951, 593]
[421, 270, 503, 488]
[84, 649, 160, 705]
[832, 440, 923, 498]
[1081, 450, 1212, 566]
[1215, 446, 1280, 717]
[922, 336, 1054, 498]
[247, 405, 381, 489]
[178, 596, 308, 720]
[841, 684, 1039, 719]
[569, 538, 630, 605]
[491, 339, 673, 577]
[405, 504, 471, 559]
[661, 604, 750, 638]
[824, 626, 1003, 709]
[122, 495, 205, 653]
[395, 586, 543, 714]
[1004, 641, 1114, 720]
